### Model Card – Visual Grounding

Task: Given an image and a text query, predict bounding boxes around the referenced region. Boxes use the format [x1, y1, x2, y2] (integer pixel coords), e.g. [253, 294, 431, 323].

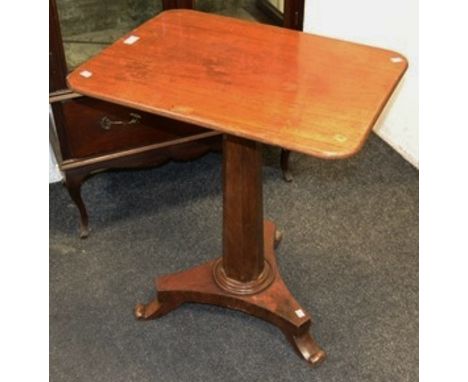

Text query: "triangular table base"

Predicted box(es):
[135, 220, 326, 366]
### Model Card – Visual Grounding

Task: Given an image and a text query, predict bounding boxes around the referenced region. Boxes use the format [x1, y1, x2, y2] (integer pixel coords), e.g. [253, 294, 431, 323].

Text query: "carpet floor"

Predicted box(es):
[50, 134, 418, 382]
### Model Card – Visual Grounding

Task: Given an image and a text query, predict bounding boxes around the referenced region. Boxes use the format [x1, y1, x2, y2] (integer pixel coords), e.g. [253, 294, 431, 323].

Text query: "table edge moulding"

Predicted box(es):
[68, 10, 408, 160]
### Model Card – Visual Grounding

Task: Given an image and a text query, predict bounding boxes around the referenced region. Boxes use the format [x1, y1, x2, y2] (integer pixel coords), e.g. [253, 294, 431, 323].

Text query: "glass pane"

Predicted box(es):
[55, 0, 164, 71]
[268, 0, 284, 13]
[194, 0, 284, 26]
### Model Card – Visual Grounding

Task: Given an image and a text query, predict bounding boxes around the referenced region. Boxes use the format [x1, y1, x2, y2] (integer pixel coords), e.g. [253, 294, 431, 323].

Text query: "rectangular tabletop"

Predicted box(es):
[67, 10, 407, 159]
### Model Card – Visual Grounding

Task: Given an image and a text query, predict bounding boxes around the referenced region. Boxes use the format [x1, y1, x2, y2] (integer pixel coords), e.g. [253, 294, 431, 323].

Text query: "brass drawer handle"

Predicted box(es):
[100, 112, 142, 130]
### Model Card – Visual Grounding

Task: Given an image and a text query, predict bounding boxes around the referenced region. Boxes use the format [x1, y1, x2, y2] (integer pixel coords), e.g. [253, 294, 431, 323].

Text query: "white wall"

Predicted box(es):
[303, 0, 419, 167]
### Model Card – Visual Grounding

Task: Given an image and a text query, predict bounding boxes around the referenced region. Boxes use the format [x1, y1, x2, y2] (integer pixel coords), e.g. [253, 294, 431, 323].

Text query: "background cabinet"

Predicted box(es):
[49, 0, 304, 237]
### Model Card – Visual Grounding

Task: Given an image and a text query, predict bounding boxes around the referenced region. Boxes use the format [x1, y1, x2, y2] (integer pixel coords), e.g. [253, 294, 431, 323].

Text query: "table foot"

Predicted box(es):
[63, 172, 89, 239]
[274, 229, 283, 248]
[285, 330, 327, 367]
[134, 299, 181, 320]
[136, 220, 325, 365]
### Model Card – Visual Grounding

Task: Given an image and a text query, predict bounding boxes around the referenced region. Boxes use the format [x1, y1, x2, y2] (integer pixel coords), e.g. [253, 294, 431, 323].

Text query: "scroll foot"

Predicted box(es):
[286, 331, 327, 367]
[274, 229, 283, 248]
[134, 298, 180, 320]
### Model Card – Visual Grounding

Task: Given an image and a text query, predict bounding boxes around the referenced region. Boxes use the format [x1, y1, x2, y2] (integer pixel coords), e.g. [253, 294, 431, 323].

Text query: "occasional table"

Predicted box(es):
[67, 10, 407, 366]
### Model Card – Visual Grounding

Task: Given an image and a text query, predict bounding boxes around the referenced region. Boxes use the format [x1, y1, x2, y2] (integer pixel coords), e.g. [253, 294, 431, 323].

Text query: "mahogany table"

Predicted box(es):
[68, 10, 407, 366]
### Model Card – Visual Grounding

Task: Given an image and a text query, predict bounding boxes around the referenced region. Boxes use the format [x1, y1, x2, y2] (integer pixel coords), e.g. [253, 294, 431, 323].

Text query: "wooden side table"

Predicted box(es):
[68, 10, 407, 366]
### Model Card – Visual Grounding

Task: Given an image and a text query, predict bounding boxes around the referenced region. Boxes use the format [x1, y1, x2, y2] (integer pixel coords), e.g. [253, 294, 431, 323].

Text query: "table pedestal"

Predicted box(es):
[135, 135, 326, 366]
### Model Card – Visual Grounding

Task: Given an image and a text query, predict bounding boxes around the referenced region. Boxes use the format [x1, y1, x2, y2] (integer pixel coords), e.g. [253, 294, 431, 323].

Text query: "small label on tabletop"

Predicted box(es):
[79, 70, 93, 78]
[390, 57, 404, 63]
[124, 35, 140, 45]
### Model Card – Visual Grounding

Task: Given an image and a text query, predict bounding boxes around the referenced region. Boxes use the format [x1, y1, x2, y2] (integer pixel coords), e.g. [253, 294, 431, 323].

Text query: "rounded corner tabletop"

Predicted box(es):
[67, 9, 407, 367]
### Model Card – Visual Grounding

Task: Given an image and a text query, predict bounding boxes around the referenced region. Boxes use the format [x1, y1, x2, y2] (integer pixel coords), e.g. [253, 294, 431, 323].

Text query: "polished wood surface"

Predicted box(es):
[222, 136, 264, 283]
[66, 8, 408, 366]
[49, 0, 67, 92]
[61, 97, 216, 158]
[68, 10, 407, 159]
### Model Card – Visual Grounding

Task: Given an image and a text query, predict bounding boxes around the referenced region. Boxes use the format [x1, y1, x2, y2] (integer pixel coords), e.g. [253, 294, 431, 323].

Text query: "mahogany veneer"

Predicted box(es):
[68, 10, 407, 159]
[67, 10, 407, 366]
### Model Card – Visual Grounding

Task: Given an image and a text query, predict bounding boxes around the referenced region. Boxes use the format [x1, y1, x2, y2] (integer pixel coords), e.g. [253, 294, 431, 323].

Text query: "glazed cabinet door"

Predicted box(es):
[190, 0, 304, 29]
[50, 0, 213, 162]
[54, 0, 168, 72]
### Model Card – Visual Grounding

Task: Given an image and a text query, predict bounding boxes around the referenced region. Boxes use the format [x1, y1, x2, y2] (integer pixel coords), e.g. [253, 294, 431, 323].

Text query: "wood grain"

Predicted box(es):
[222, 135, 265, 284]
[68, 10, 407, 159]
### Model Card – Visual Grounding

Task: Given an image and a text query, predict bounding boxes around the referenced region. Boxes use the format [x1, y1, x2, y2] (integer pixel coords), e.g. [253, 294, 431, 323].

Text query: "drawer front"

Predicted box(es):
[62, 97, 210, 159]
